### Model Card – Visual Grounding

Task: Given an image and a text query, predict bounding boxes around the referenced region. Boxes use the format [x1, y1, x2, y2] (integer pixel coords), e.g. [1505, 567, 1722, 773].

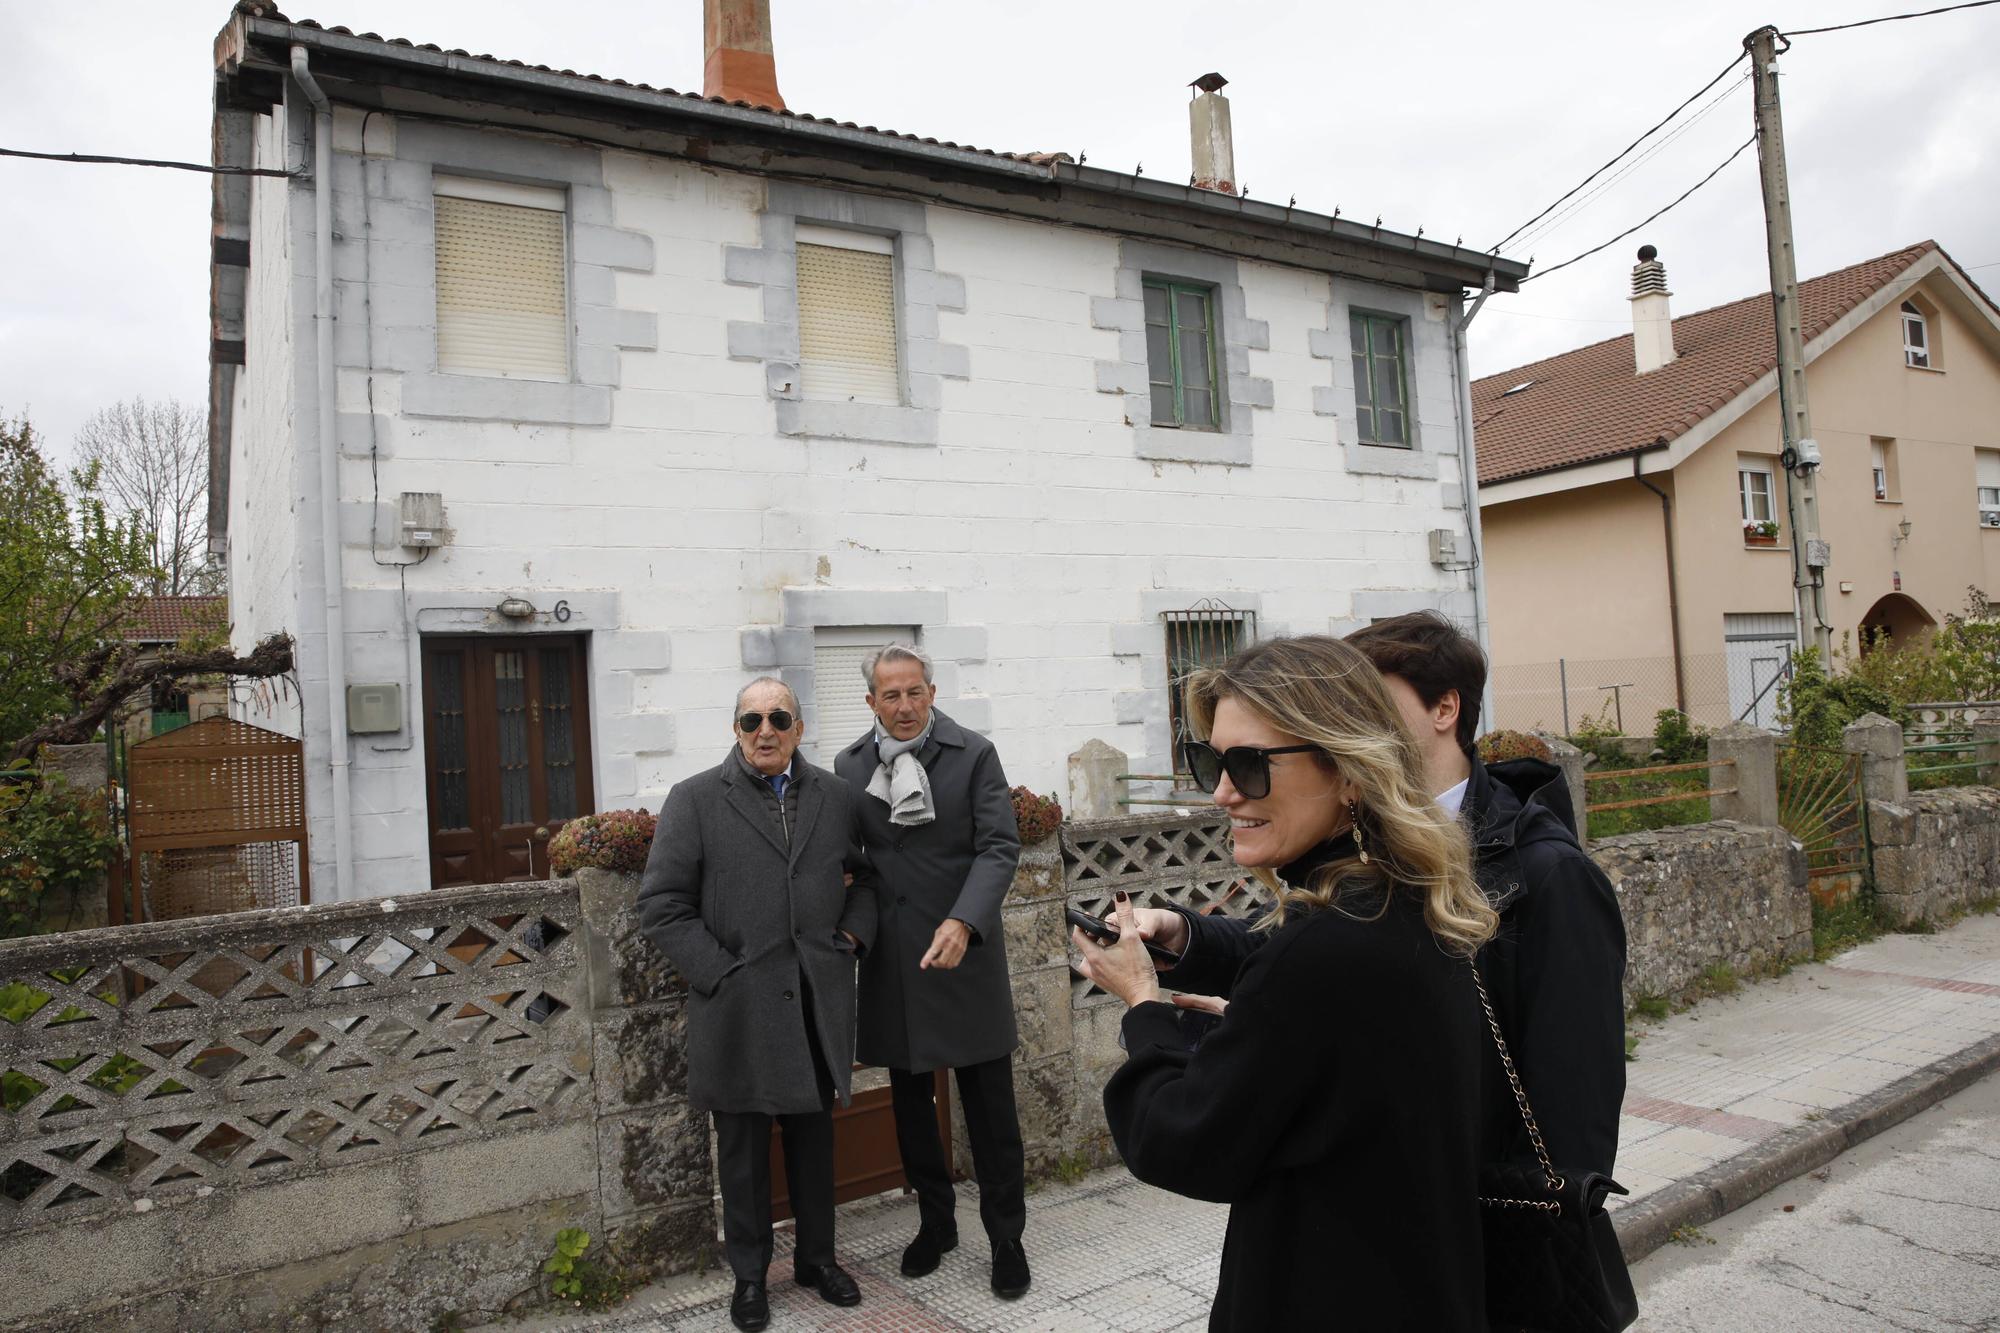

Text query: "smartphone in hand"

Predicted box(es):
[1066, 906, 1180, 965]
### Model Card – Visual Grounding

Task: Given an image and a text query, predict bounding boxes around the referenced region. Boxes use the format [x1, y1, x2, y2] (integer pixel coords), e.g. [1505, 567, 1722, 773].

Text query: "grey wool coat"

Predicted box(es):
[636, 754, 879, 1115]
[835, 709, 1022, 1073]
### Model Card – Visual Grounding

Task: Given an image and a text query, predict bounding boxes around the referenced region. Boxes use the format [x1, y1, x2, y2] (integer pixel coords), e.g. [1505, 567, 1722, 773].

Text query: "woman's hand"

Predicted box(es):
[1125, 905, 1189, 965]
[1169, 992, 1228, 1017]
[1071, 891, 1163, 1009]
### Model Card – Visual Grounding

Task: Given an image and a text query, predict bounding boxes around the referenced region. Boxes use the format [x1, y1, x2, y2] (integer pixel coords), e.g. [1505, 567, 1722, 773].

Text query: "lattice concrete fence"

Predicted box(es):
[0, 870, 708, 1332]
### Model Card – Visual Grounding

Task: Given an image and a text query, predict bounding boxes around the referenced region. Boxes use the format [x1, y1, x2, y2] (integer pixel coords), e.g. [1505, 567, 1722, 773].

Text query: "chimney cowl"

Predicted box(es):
[1630, 243, 1677, 373]
[1188, 73, 1235, 194]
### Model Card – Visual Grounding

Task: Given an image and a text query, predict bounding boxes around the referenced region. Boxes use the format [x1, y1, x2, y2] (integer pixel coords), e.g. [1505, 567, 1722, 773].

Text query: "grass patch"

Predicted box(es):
[1812, 895, 1886, 962]
[1668, 1224, 1716, 1247]
[1052, 1151, 1091, 1185]
[1624, 1030, 1643, 1062]
[1629, 994, 1671, 1023]
[1696, 962, 1740, 998]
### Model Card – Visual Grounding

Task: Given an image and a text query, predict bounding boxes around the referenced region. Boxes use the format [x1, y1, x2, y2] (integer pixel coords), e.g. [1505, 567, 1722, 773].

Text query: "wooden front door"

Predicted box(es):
[421, 636, 595, 887]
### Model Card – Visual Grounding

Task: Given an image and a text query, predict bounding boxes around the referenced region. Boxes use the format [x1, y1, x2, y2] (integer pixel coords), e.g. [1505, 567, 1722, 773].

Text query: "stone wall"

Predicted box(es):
[1868, 786, 2000, 927]
[1592, 821, 1812, 1007]
[0, 870, 708, 1333]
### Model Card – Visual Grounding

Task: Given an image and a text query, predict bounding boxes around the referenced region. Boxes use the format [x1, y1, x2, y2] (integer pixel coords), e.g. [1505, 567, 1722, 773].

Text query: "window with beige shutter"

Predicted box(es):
[795, 226, 901, 405]
[434, 176, 569, 380]
[809, 625, 918, 756]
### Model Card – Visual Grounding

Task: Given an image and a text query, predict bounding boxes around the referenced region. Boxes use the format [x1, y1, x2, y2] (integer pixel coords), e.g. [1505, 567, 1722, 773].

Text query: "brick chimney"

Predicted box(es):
[704, 0, 785, 110]
[1631, 244, 1677, 374]
[1188, 73, 1234, 193]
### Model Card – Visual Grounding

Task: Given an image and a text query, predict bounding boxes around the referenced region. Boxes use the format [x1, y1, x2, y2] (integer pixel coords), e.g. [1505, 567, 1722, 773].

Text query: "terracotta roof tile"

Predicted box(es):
[121, 596, 227, 643]
[236, 3, 1073, 168]
[1472, 241, 1949, 485]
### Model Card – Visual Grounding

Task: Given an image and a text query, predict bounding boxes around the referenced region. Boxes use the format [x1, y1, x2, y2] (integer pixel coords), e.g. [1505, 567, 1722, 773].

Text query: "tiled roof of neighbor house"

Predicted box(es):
[233, 2, 1071, 166]
[1471, 241, 1963, 485]
[122, 596, 227, 643]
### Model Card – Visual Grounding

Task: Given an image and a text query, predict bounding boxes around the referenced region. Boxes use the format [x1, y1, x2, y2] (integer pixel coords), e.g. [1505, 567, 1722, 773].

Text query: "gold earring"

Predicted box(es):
[1348, 799, 1369, 865]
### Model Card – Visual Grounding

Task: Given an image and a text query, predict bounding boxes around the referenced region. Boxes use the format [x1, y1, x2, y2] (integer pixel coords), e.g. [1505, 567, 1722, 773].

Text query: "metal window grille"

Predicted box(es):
[1162, 601, 1254, 743]
[1350, 312, 1410, 446]
[1143, 278, 1219, 429]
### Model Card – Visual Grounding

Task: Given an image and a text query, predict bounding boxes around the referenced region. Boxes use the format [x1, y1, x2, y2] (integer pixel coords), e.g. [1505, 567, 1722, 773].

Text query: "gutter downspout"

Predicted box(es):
[291, 46, 354, 897]
[1453, 271, 1497, 734]
[1632, 449, 1688, 714]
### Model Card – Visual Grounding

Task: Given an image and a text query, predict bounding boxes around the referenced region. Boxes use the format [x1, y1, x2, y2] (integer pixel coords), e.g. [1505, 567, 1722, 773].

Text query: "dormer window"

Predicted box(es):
[1902, 300, 1930, 369]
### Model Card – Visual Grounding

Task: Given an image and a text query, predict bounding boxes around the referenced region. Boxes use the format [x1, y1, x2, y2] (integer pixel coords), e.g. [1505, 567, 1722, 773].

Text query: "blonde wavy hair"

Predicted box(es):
[1184, 634, 1497, 957]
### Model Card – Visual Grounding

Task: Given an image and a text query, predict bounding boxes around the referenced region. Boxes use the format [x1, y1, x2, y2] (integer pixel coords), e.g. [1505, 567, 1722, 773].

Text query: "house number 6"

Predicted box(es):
[553, 600, 571, 623]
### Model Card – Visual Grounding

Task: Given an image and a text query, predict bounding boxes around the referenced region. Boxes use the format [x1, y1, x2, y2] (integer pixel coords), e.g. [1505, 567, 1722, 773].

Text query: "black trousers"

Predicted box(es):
[889, 1055, 1026, 1244]
[712, 988, 838, 1281]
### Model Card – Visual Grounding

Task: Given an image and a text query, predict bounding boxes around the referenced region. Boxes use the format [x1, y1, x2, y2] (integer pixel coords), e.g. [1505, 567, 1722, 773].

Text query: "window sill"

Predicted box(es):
[1875, 498, 1903, 505]
[1905, 364, 1946, 375]
[1743, 542, 1790, 553]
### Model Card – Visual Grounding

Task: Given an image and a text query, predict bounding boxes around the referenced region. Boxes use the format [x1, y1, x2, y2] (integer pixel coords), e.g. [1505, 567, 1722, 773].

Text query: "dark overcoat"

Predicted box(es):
[834, 709, 1021, 1073]
[1105, 886, 1486, 1331]
[636, 754, 878, 1115]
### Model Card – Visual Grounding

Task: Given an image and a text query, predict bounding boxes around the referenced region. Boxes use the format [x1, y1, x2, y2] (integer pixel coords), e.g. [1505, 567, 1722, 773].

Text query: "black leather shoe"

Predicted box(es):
[991, 1238, 1031, 1299]
[729, 1278, 769, 1331]
[794, 1260, 862, 1307]
[900, 1224, 959, 1278]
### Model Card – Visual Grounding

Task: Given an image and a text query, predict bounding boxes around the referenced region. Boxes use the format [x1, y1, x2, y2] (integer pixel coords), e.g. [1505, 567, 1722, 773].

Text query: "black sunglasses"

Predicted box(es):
[738, 710, 797, 733]
[1181, 741, 1319, 800]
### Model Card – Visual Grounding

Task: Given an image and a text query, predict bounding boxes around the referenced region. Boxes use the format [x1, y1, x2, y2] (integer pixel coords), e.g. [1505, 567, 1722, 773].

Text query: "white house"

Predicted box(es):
[206, 0, 1528, 899]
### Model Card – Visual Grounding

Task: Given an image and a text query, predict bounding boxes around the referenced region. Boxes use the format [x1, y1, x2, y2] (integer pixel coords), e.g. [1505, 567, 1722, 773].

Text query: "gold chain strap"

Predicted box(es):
[1472, 960, 1565, 1199]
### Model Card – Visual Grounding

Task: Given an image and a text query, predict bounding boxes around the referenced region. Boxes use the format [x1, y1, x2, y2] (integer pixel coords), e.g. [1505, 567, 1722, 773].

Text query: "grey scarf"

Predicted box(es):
[867, 716, 936, 826]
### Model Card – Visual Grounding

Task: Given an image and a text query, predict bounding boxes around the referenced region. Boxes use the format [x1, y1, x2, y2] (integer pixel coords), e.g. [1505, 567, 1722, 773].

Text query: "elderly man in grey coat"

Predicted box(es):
[834, 644, 1030, 1300]
[638, 677, 878, 1333]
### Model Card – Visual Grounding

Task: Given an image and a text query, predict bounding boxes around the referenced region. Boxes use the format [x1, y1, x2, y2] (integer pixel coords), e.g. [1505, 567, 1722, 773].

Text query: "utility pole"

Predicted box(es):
[1746, 25, 1833, 660]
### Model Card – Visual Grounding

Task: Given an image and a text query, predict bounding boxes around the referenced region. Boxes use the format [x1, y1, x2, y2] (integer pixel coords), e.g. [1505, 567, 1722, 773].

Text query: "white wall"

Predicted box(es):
[240, 119, 1477, 899]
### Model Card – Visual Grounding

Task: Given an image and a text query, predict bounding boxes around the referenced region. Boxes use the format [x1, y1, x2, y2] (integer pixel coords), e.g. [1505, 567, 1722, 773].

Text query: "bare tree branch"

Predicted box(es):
[74, 397, 219, 597]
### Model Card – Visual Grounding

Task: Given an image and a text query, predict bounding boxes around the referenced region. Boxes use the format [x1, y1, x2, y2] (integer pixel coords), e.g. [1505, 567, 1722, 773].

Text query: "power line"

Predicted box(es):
[1491, 51, 1748, 254]
[1508, 70, 1751, 257]
[1785, 0, 1999, 37]
[0, 147, 300, 178]
[1521, 136, 1756, 284]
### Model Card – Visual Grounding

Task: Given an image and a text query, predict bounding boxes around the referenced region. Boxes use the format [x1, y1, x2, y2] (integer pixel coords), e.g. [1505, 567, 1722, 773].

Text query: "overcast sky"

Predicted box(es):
[2, 0, 1995, 460]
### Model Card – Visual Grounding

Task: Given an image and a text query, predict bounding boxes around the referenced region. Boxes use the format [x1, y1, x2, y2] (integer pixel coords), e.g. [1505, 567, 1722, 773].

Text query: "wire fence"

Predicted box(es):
[1490, 652, 1769, 735]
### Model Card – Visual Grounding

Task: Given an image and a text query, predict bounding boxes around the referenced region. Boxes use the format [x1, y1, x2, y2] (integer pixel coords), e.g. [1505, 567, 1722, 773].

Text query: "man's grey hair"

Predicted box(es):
[734, 675, 800, 716]
[864, 642, 933, 691]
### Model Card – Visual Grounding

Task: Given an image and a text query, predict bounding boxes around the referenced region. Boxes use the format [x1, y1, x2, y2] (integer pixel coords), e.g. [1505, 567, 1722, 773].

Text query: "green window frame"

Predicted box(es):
[1351, 311, 1411, 447]
[1144, 278, 1220, 429]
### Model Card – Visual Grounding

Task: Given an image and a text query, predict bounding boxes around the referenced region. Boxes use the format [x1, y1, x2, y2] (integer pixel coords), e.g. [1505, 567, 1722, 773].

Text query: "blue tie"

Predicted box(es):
[768, 772, 789, 801]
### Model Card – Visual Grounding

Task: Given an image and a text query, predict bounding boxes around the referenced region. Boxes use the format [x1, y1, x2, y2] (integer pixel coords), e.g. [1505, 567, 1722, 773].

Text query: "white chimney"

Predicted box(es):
[1631, 244, 1676, 374]
[1189, 73, 1234, 193]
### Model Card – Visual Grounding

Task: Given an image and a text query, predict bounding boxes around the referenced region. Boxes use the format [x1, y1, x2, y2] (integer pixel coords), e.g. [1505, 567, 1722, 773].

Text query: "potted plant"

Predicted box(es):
[1742, 518, 1780, 546]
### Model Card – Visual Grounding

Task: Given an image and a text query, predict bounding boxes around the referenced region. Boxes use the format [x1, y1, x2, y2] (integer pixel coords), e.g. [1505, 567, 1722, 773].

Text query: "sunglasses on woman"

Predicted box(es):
[1181, 740, 1319, 800]
[738, 710, 796, 733]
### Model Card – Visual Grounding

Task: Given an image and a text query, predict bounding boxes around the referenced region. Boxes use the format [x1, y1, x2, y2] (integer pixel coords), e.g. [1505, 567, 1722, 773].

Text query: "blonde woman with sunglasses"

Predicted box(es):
[1072, 636, 1497, 1331]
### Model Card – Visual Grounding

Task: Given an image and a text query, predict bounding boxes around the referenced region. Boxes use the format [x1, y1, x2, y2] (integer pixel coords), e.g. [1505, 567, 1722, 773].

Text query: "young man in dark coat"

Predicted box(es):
[638, 678, 879, 1333]
[1134, 614, 1627, 1179]
[833, 643, 1030, 1299]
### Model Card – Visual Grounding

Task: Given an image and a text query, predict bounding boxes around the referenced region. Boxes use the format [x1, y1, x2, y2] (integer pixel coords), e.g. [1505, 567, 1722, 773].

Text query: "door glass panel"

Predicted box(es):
[540, 648, 578, 821]
[494, 650, 531, 825]
[1352, 349, 1373, 411]
[433, 652, 470, 830]
[1143, 284, 1169, 324]
[1149, 382, 1178, 425]
[1145, 322, 1174, 383]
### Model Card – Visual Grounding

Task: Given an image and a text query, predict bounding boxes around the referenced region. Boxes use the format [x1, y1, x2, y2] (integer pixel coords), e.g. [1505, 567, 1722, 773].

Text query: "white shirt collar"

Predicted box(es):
[1436, 776, 1470, 816]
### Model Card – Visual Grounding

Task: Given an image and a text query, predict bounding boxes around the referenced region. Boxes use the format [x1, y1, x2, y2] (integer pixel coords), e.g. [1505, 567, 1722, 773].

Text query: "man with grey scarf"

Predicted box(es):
[834, 643, 1031, 1300]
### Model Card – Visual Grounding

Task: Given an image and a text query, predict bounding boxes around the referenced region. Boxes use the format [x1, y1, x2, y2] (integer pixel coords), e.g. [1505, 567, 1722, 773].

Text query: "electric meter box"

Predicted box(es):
[347, 683, 403, 734]
[400, 491, 446, 548]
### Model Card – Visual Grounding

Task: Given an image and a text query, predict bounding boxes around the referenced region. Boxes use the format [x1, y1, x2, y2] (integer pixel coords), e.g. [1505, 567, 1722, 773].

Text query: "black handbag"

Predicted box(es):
[1473, 963, 1638, 1333]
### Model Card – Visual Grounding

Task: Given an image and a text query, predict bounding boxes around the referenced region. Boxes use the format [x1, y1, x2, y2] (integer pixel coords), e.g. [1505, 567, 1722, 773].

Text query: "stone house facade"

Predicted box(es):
[206, 1, 1526, 899]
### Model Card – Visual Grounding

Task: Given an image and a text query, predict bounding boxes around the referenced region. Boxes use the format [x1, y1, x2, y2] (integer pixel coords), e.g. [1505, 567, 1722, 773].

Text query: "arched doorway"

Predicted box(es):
[1857, 593, 1937, 651]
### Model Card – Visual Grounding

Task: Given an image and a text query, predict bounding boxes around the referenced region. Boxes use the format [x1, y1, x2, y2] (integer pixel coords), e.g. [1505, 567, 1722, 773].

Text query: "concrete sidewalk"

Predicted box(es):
[485, 912, 2000, 1333]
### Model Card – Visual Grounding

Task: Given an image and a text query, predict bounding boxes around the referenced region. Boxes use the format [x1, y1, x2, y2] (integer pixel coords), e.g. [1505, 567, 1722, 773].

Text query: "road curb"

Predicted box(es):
[1611, 1029, 2000, 1264]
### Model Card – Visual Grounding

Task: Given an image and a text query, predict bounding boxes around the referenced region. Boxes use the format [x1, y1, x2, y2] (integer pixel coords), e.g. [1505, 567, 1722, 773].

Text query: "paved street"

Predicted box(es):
[488, 913, 2000, 1332]
[1631, 1068, 2000, 1332]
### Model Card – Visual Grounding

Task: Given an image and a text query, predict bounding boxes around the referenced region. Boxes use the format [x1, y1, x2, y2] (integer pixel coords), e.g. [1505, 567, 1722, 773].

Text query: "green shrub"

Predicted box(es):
[1011, 786, 1063, 843]
[1779, 648, 1905, 748]
[0, 772, 117, 939]
[1652, 709, 1708, 764]
[548, 809, 657, 877]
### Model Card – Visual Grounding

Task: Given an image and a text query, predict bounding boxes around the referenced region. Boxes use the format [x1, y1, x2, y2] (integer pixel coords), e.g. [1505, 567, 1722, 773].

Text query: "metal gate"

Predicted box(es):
[1776, 742, 1870, 888]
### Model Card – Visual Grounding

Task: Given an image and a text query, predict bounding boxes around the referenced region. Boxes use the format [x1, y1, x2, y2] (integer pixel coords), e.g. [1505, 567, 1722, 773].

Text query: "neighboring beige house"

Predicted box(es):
[1474, 241, 2000, 733]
